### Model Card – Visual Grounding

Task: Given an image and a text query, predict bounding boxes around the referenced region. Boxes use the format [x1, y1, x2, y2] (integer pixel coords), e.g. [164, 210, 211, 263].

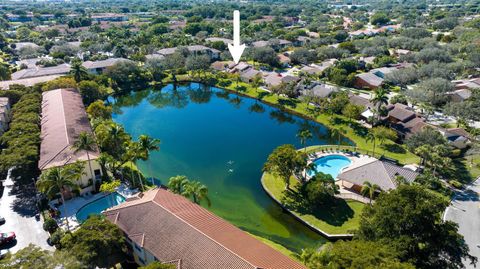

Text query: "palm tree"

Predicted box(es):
[297, 129, 313, 152]
[125, 142, 145, 192]
[137, 135, 160, 180]
[72, 132, 97, 190]
[184, 180, 211, 207]
[36, 167, 81, 231]
[360, 181, 381, 205]
[330, 127, 345, 149]
[70, 59, 88, 83]
[251, 74, 263, 96]
[168, 175, 190, 194]
[370, 88, 389, 121]
[365, 131, 377, 157]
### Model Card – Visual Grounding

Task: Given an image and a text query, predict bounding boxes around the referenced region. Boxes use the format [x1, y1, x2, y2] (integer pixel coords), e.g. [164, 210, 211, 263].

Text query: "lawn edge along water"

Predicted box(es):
[261, 172, 364, 238]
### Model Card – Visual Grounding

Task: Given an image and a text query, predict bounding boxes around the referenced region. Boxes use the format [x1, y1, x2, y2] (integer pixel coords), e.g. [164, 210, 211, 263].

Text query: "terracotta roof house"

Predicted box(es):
[354, 72, 384, 89]
[103, 188, 306, 269]
[39, 89, 102, 196]
[338, 160, 419, 192]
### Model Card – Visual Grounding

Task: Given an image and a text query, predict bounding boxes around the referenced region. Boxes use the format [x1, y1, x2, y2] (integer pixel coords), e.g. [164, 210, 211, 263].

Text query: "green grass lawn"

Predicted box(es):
[248, 232, 300, 262]
[262, 173, 365, 235]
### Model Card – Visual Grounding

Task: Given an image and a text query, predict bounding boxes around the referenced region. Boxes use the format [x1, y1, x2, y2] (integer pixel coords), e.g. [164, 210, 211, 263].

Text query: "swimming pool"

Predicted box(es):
[76, 192, 126, 222]
[307, 155, 352, 179]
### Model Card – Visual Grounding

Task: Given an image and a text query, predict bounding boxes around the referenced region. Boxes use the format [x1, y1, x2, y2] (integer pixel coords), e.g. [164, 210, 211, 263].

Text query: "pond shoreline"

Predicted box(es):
[260, 173, 354, 240]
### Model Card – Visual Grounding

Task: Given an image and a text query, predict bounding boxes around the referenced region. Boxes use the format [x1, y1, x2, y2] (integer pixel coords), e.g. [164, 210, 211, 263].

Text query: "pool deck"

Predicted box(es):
[51, 184, 138, 230]
[306, 151, 375, 204]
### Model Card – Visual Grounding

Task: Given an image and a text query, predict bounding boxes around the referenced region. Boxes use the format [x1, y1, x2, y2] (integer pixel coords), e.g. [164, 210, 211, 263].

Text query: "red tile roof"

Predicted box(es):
[104, 188, 306, 269]
[39, 88, 99, 170]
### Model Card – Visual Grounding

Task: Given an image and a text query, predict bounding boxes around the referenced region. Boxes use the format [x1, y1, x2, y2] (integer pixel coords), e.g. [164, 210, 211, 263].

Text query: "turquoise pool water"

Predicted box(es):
[308, 155, 352, 178]
[76, 193, 126, 222]
[112, 83, 352, 252]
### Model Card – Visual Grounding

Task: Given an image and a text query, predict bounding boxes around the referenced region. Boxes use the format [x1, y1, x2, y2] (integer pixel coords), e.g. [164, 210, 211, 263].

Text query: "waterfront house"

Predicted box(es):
[103, 188, 306, 269]
[82, 58, 132, 74]
[338, 160, 419, 192]
[39, 88, 102, 197]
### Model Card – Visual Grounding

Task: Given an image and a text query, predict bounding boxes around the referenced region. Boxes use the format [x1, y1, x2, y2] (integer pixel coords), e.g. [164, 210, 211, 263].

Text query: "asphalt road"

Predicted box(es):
[445, 178, 480, 269]
[0, 171, 53, 253]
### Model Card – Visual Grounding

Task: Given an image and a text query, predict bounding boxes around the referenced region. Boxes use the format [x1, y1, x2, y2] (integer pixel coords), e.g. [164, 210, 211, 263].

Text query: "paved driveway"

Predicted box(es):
[444, 178, 480, 269]
[0, 171, 53, 253]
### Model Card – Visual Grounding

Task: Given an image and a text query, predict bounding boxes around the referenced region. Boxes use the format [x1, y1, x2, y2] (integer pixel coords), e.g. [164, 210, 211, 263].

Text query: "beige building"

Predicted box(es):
[38, 88, 102, 196]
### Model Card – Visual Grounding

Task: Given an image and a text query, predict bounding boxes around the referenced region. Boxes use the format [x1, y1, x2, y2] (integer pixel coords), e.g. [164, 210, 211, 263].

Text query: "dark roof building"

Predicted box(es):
[338, 160, 419, 191]
[104, 188, 306, 269]
[354, 72, 384, 89]
[385, 103, 417, 123]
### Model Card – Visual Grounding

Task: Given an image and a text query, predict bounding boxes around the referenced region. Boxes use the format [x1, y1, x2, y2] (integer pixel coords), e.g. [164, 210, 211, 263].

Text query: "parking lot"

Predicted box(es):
[0, 171, 53, 253]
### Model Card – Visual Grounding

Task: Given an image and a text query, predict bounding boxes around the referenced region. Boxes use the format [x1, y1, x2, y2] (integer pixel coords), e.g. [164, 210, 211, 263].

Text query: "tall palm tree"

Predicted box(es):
[70, 60, 88, 83]
[297, 129, 313, 152]
[370, 88, 389, 121]
[138, 135, 160, 179]
[168, 175, 190, 194]
[184, 180, 211, 207]
[72, 132, 97, 190]
[365, 131, 377, 157]
[360, 181, 381, 205]
[330, 127, 345, 149]
[125, 142, 145, 192]
[36, 167, 80, 231]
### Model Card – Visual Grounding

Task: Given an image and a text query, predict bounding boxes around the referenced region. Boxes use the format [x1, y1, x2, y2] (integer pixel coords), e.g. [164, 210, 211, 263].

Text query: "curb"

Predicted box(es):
[260, 173, 354, 240]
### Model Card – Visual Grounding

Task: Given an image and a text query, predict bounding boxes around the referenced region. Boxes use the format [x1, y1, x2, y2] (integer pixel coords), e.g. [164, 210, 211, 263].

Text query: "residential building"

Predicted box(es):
[91, 13, 128, 22]
[157, 45, 220, 60]
[0, 75, 62, 90]
[439, 128, 472, 149]
[205, 37, 233, 45]
[39, 89, 102, 197]
[13, 42, 40, 51]
[0, 98, 11, 135]
[82, 58, 131, 74]
[240, 68, 262, 83]
[103, 188, 306, 269]
[11, 64, 71, 80]
[338, 160, 419, 192]
[448, 89, 472, 102]
[385, 103, 417, 124]
[354, 72, 384, 89]
[310, 84, 338, 98]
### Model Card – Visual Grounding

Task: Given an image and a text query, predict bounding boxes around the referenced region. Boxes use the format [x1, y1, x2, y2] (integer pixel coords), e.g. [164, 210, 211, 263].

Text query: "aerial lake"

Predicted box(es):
[112, 82, 349, 252]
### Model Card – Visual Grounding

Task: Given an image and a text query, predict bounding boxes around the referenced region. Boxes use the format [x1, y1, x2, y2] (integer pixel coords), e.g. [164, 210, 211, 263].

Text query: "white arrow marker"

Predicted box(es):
[228, 10, 246, 64]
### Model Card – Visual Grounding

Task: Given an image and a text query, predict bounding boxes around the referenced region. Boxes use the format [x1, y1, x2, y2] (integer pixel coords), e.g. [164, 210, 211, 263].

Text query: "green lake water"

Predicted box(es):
[112, 82, 349, 253]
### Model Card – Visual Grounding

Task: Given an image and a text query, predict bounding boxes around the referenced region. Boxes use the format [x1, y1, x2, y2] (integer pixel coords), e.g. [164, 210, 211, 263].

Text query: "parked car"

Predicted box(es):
[0, 216, 5, 225]
[0, 249, 8, 259]
[0, 232, 15, 245]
